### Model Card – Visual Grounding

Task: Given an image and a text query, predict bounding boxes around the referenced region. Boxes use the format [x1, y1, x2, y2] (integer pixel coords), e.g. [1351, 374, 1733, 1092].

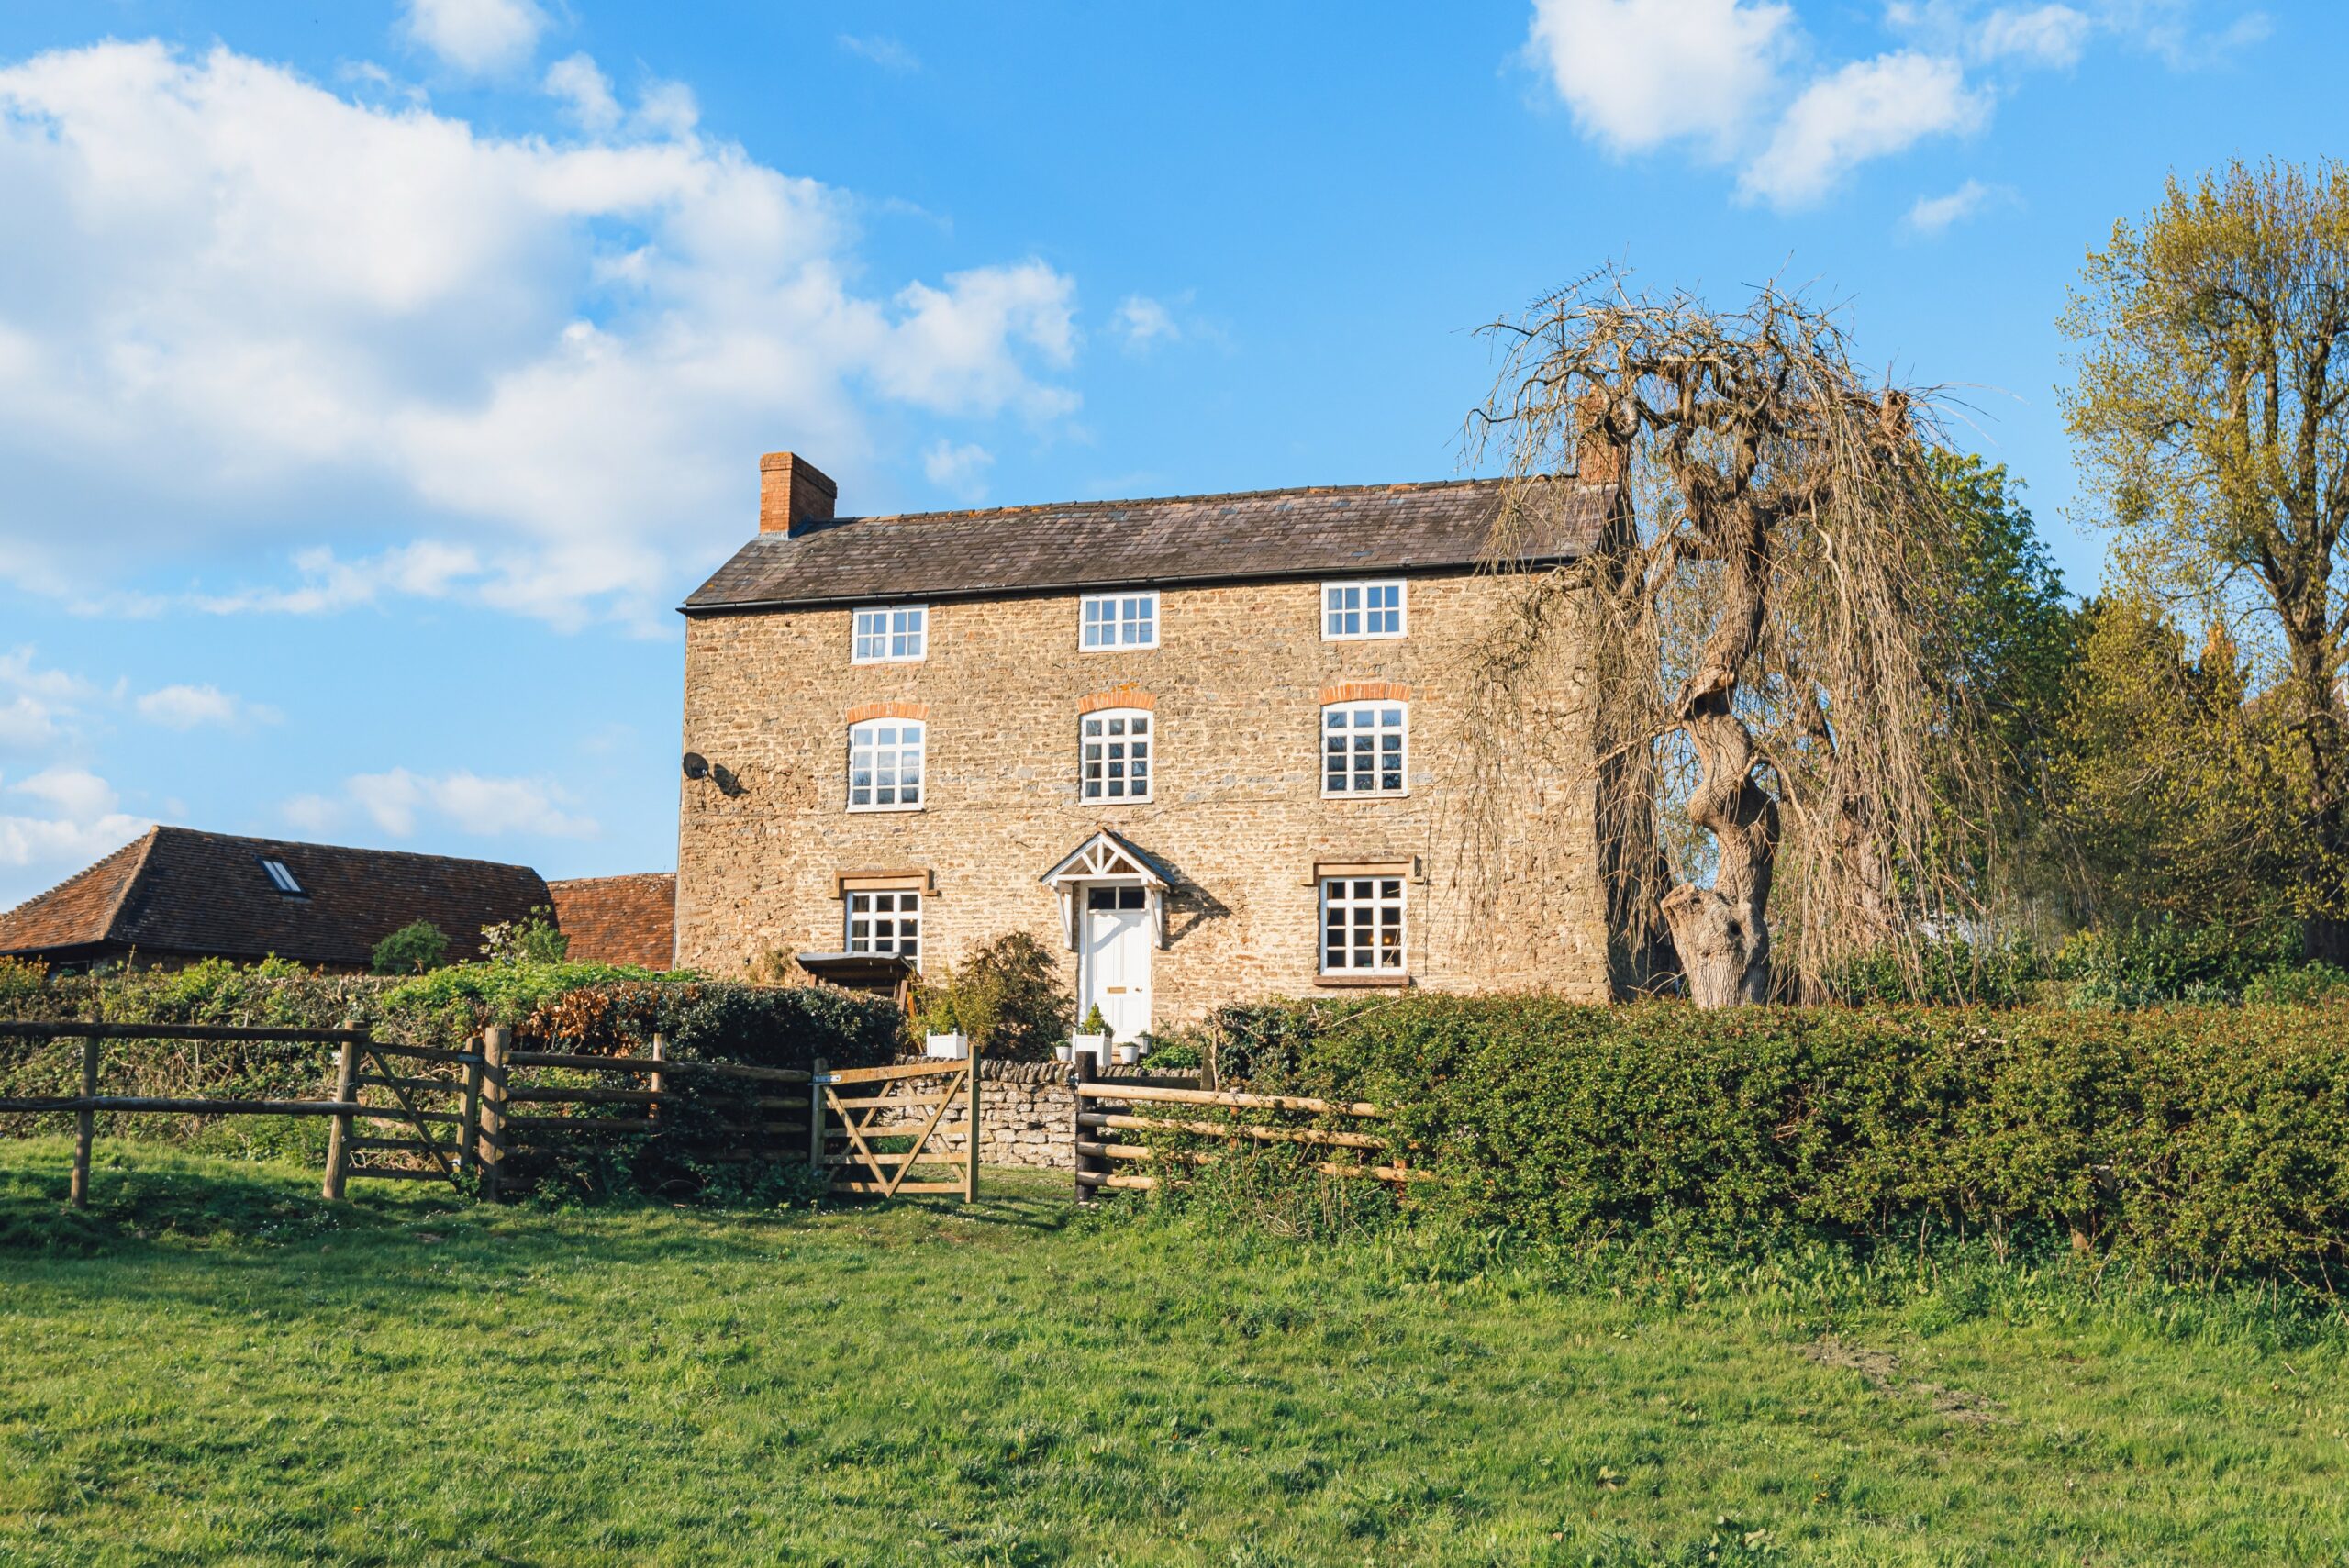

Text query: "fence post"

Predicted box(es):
[477, 1025, 511, 1203]
[1071, 1053, 1094, 1206]
[459, 1036, 483, 1179]
[69, 1033, 98, 1210]
[963, 1055, 980, 1204]
[321, 1036, 360, 1200]
[649, 1033, 666, 1136]
[807, 1057, 828, 1179]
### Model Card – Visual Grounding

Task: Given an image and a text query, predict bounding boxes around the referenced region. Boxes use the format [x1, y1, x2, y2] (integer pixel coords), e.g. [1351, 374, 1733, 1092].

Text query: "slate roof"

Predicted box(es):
[684, 476, 1611, 612]
[547, 873, 675, 971]
[0, 827, 551, 970]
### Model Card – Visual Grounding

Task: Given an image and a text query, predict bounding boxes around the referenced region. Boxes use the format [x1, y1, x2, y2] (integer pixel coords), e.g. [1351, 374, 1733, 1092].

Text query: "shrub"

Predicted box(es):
[2243, 962, 2349, 1007]
[481, 906, 568, 965]
[913, 932, 1072, 1061]
[371, 920, 451, 976]
[1207, 995, 2349, 1283]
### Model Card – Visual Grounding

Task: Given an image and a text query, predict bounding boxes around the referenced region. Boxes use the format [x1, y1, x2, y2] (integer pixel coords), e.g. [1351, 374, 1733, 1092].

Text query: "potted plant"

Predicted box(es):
[1070, 1005, 1109, 1069]
[921, 998, 968, 1061]
[1111, 1032, 1144, 1068]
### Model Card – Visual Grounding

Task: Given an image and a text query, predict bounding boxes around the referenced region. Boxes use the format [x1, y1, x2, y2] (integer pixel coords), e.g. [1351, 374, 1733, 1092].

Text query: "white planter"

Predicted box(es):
[1070, 1032, 1108, 1069]
[1053, 1043, 1074, 1063]
[924, 1031, 969, 1061]
[1111, 1043, 1141, 1067]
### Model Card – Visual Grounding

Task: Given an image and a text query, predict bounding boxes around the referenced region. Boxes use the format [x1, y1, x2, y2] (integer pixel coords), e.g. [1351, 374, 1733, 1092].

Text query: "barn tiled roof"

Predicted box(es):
[0, 832, 154, 955]
[547, 873, 675, 971]
[684, 476, 1611, 612]
[0, 827, 551, 970]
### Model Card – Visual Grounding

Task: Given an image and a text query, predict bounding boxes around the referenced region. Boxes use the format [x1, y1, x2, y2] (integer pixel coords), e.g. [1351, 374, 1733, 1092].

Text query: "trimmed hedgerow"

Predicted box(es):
[1205, 996, 2349, 1282]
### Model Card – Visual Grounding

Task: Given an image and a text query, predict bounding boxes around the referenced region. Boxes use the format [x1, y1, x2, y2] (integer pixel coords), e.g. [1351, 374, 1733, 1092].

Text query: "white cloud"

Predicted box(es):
[1525, 0, 1795, 157]
[1975, 5, 2094, 65]
[1112, 295, 1180, 351]
[1904, 176, 2014, 233]
[921, 440, 995, 501]
[838, 35, 922, 73]
[347, 767, 596, 840]
[400, 0, 547, 76]
[0, 41, 1084, 629]
[1739, 51, 1989, 207]
[0, 649, 93, 751]
[0, 768, 150, 879]
[134, 683, 280, 730]
[281, 793, 341, 835]
[541, 52, 619, 132]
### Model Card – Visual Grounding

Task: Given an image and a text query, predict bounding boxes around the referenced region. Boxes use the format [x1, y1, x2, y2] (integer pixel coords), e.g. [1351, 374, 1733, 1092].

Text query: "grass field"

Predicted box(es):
[3, 1140, 2346, 1566]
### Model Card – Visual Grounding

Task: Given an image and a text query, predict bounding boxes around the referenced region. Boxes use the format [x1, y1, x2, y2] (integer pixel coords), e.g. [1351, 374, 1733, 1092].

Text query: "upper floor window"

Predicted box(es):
[846, 889, 921, 967]
[1080, 709, 1153, 803]
[1081, 592, 1158, 651]
[852, 605, 927, 663]
[1322, 701, 1407, 796]
[848, 719, 925, 810]
[1323, 580, 1405, 639]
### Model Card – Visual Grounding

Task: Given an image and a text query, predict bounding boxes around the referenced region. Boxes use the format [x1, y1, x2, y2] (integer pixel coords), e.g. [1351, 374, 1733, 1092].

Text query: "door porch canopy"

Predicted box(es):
[1040, 828, 1174, 951]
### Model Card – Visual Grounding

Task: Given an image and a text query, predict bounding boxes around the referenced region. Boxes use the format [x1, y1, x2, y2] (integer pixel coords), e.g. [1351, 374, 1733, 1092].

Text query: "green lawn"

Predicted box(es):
[2, 1140, 2345, 1566]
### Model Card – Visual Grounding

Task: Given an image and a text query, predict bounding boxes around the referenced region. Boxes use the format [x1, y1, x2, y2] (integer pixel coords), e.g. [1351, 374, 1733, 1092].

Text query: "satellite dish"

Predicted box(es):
[682, 752, 709, 780]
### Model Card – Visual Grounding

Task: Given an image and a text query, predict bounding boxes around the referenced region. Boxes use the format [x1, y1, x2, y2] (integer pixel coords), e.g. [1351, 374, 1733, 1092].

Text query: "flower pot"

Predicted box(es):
[1053, 1043, 1074, 1064]
[924, 1031, 968, 1061]
[1111, 1043, 1141, 1067]
[1070, 1032, 1108, 1070]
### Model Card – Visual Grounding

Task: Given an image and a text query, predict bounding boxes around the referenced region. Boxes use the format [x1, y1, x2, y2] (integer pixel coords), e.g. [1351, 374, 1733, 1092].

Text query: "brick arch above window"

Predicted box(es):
[1077, 684, 1156, 716]
[1319, 681, 1409, 706]
[845, 699, 930, 726]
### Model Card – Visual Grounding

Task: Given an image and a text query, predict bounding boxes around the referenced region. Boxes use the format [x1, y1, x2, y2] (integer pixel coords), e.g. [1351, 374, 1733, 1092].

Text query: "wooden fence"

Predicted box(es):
[1, 1021, 980, 1207]
[0, 1020, 476, 1207]
[1068, 1056, 1417, 1200]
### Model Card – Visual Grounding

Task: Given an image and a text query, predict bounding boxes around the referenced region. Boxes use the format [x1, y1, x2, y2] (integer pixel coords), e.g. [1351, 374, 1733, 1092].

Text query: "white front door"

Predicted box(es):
[1081, 885, 1152, 1041]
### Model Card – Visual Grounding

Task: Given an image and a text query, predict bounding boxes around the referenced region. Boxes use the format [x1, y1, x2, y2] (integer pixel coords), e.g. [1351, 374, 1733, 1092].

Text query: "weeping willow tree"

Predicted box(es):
[1464, 270, 1995, 1005]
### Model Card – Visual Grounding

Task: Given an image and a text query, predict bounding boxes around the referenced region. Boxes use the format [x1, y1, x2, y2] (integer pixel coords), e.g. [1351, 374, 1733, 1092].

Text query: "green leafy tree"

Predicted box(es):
[2052, 594, 2303, 931]
[370, 920, 451, 976]
[1920, 452, 2081, 922]
[481, 906, 569, 966]
[2061, 158, 2349, 959]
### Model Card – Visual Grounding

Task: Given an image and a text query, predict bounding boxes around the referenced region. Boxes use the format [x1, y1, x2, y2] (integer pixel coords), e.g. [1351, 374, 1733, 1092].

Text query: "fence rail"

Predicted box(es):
[1069, 1059, 1420, 1201]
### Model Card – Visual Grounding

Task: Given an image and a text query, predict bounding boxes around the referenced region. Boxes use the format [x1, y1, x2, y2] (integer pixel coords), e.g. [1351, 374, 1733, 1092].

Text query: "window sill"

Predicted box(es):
[1314, 972, 1413, 989]
[845, 804, 926, 814]
[1078, 644, 1161, 654]
[849, 655, 927, 666]
[1320, 791, 1410, 801]
[1321, 631, 1408, 643]
[1079, 796, 1154, 807]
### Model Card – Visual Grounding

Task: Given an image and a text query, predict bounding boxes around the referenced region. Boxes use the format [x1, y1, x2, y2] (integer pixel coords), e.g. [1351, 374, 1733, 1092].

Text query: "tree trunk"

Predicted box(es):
[1660, 517, 1780, 1006]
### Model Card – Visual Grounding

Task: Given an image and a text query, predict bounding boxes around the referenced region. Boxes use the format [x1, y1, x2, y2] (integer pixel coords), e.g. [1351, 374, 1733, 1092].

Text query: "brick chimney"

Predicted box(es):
[1575, 391, 1625, 487]
[759, 451, 838, 535]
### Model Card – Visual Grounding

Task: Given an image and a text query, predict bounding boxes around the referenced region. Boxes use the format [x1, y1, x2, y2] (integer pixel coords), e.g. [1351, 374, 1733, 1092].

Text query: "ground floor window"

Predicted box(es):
[1319, 875, 1405, 973]
[846, 889, 921, 966]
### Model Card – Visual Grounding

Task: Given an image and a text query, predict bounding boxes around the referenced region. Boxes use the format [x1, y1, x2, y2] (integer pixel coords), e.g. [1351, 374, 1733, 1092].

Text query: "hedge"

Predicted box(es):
[1207, 996, 2349, 1282]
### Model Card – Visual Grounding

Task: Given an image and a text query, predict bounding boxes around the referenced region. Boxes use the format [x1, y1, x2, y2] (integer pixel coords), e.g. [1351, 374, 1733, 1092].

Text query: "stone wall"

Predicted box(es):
[677, 569, 1610, 1019]
[859, 1059, 1195, 1171]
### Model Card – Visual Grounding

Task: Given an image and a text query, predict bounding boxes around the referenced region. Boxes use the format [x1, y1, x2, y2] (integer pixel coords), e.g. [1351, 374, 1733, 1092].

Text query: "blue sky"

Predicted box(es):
[0, 0, 2327, 911]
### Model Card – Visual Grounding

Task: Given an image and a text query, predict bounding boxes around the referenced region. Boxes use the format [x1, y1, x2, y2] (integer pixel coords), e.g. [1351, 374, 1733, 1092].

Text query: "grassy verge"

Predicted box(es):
[3, 1140, 2346, 1565]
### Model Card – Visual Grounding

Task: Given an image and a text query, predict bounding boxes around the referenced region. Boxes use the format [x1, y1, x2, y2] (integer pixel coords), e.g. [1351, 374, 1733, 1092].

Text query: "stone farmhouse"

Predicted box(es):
[675, 451, 1621, 1038]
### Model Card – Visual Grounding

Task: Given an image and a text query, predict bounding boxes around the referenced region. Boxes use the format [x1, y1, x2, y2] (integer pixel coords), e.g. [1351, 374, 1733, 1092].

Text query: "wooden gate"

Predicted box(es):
[323, 1036, 484, 1195]
[814, 1059, 978, 1200]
